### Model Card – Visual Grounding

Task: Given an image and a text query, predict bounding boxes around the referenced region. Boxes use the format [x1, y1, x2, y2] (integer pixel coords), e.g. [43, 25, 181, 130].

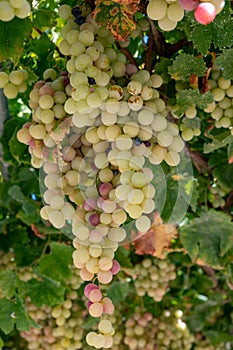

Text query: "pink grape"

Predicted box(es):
[89, 289, 103, 302]
[179, 0, 199, 11]
[39, 85, 54, 96]
[89, 302, 104, 317]
[87, 300, 92, 308]
[99, 183, 113, 198]
[194, 2, 216, 24]
[102, 297, 114, 314]
[89, 213, 100, 226]
[83, 198, 97, 211]
[84, 283, 99, 298]
[111, 260, 121, 275]
[34, 80, 45, 89]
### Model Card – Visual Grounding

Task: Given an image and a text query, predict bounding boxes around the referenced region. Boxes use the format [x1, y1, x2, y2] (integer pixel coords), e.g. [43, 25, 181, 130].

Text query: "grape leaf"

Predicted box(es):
[0, 295, 38, 334]
[215, 49, 233, 80]
[169, 54, 206, 81]
[180, 210, 233, 269]
[203, 135, 233, 153]
[0, 271, 19, 299]
[0, 337, 3, 349]
[25, 275, 65, 307]
[8, 185, 39, 225]
[213, 163, 233, 189]
[189, 0, 233, 54]
[39, 242, 73, 282]
[106, 281, 129, 305]
[176, 89, 214, 115]
[190, 24, 213, 55]
[93, 0, 140, 41]
[204, 330, 233, 345]
[0, 18, 32, 64]
[114, 246, 133, 268]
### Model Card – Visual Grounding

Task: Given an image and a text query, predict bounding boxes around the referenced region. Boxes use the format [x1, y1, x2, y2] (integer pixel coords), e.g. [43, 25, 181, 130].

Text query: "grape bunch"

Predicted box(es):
[17, 69, 71, 169]
[0, 69, 28, 99]
[179, 0, 225, 25]
[208, 180, 229, 208]
[204, 67, 233, 132]
[169, 82, 201, 141]
[147, 0, 184, 31]
[21, 268, 85, 350]
[133, 257, 176, 302]
[16, 5, 187, 347]
[0, 0, 31, 22]
[123, 308, 194, 350]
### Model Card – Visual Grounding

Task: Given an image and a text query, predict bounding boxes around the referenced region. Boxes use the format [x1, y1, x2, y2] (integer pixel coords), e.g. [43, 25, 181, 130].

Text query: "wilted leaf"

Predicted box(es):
[133, 212, 178, 258]
[93, 0, 140, 41]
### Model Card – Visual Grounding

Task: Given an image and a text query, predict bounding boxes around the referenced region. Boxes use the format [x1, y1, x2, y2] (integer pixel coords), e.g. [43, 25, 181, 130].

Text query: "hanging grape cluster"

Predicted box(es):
[204, 67, 233, 132]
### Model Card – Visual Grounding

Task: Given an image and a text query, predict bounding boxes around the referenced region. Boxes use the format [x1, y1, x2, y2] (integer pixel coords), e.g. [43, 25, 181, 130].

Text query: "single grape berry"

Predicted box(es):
[71, 6, 82, 17]
[134, 137, 142, 146]
[144, 141, 151, 147]
[194, 2, 216, 24]
[88, 77, 96, 85]
[179, 0, 199, 11]
[75, 16, 86, 25]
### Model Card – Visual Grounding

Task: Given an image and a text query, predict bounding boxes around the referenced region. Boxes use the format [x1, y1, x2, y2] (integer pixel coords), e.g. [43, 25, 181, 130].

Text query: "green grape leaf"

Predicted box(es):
[93, 0, 140, 41]
[114, 246, 133, 268]
[189, 0, 233, 54]
[187, 300, 220, 332]
[203, 135, 233, 153]
[204, 330, 233, 345]
[190, 24, 213, 55]
[0, 337, 3, 349]
[0, 295, 38, 334]
[215, 49, 233, 80]
[0, 18, 32, 64]
[213, 163, 233, 189]
[169, 53, 206, 81]
[106, 281, 129, 305]
[25, 275, 65, 307]
[180, 210, 233, 269]
[8, 185, 39, 225]
[176, 89, 214, 114]
[0, 271, 19, 299]
[0, 117, 28, 165]
[32, 9, 57, 29]
[39, 242, 73, 283]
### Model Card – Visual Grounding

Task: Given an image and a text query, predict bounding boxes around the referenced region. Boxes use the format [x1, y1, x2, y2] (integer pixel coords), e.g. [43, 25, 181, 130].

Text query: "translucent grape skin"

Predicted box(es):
[179, 0, 199, 11]
[194, 2, 216, 24]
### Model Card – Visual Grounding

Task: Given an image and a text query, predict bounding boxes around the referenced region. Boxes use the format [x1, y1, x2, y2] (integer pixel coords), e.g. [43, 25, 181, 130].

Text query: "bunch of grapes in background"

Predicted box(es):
[133, 257, 176, 301]
[204, 67, 233, 132]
